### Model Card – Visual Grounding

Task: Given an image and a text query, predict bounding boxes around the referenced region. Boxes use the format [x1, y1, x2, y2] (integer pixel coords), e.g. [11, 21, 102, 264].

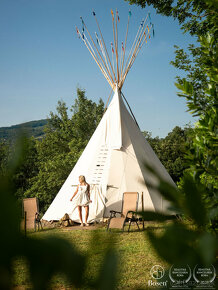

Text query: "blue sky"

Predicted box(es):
[0, 0, 196, 137]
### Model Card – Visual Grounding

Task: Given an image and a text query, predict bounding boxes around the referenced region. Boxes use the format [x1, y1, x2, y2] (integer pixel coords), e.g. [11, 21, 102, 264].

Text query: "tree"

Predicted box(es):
[158, 126, 192, 182]
[12, 137, 39, 199]
[176, 31, 217, 231]
[143, 126, 193, 183]
[126, 0, 215, 36]
[0, 137, 39, 200]
[170, 44, 211, 117]
[25, 88, 104, 213]
[0, 140, 10, 175]
[126, 1, 217, 117]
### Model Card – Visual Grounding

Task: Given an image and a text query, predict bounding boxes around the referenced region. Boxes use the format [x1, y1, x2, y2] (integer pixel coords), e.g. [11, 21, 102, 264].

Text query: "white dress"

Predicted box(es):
[74, 184, 90, 207]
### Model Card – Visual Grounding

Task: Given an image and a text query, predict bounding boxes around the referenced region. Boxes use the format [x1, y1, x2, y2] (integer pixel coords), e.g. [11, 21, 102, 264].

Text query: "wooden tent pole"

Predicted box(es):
[128, 24, 149, 68]
[111, 43, 115, 73]
[129, 19, 150, 64]
[81, 34, 111, 84]
[122, 15, 148, 81]
[93, 13, 116, 83]
[120, 14, 130, 81]
[115, 9, 119, 83]
[119, 43, 123, 79]
[122, 25, 151, 85]
[142, 192, 145, 230]
[99, 39, 111, 76]
[111, 10, 117, 83]
[126, 27, 151, 75]
[121, 18, 145, 77]
[81, 19, 114, 83]
[78, 30, 113, 88]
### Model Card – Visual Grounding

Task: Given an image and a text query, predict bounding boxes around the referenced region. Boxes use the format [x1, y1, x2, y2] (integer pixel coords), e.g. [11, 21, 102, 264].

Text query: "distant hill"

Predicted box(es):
[0, 119, 48, 141]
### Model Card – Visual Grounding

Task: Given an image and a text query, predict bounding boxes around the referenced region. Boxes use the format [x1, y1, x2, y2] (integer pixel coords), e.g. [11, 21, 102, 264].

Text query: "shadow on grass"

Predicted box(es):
[145, 226, 167, 230]
[27, 227, 58, 234]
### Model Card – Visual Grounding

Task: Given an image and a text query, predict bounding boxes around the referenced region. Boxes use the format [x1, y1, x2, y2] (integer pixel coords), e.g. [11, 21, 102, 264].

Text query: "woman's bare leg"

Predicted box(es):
[78, 206, 83, 224]
[85, 206, 89, 224]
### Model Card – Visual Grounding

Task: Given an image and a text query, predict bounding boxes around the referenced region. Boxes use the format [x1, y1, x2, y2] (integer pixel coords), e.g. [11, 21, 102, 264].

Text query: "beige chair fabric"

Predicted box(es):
[107, 192, 139, 231]
[23, 197, 41, 230]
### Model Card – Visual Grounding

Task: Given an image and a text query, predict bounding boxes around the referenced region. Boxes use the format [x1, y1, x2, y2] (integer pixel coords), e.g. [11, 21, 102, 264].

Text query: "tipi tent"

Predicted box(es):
[42, 10, 175, 222]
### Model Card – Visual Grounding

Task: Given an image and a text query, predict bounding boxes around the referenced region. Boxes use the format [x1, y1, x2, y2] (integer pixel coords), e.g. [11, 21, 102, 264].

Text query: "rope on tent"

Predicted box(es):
[121, 92, 140, 129]
[104, 88, 114, 113]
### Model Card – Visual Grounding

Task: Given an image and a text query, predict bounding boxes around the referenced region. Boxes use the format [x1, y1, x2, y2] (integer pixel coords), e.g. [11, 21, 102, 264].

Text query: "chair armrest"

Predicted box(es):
[126, 210, 138, 218]
[35, 212, 40, 221]
[109, 210, 122, 218]
[110, 210, 122, 214]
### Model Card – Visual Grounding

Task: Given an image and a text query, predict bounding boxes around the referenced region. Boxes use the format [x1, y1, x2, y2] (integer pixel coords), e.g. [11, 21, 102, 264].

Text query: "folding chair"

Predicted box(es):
[107, 192, 140, 232]
[23, 197, 43, 231]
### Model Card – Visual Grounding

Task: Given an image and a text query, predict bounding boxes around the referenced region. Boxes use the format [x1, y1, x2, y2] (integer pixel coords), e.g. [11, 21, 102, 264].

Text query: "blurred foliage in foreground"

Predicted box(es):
[140, 164, 217, 269]
[2, 138, 217, 290]
[139, 0, 217, 286]
[175, 0, 218, 234]
[0, 136, 117, 290]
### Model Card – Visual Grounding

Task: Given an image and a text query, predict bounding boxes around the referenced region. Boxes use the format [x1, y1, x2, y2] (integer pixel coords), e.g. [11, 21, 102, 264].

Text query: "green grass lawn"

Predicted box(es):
[12, 223, 170, 289]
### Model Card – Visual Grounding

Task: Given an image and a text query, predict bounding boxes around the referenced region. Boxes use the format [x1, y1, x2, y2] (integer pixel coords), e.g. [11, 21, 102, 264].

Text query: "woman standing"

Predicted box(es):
[70, 175, 91, 226]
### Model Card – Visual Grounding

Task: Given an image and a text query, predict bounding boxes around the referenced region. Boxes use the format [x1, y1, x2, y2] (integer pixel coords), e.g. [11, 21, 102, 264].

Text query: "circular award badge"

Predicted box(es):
[169, 264, 192, 285]
[193, 264, 216, 286]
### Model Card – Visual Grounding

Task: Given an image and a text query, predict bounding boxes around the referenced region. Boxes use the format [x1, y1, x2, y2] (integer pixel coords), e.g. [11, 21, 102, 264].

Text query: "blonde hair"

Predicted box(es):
[79, 175, 86, 182]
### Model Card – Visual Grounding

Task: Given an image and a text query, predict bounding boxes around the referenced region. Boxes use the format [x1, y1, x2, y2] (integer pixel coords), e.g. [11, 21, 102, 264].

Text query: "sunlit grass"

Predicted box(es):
[12, 223, 170, 289]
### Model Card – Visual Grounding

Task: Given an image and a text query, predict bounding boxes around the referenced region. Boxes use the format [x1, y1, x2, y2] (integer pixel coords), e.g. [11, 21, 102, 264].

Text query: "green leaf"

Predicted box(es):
[96, 249, 118, 290]
[147, 224, 199, 266]
[197, 233, 217, 266]
[182, 174, 207, 226]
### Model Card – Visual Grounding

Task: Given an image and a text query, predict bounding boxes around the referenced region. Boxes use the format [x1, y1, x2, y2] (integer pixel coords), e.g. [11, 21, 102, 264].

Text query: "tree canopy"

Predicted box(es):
[24, 88, 104, 212]
[126, 0, 216, 35]
[143, 126, 192, 182]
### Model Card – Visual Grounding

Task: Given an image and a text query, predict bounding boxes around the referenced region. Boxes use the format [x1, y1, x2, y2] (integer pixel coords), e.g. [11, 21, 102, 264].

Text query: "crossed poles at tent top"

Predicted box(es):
[75, 9, 154, 91]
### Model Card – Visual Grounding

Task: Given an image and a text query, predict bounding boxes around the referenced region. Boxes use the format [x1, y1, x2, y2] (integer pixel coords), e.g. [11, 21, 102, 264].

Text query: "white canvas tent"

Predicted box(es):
[42, 10, 175, 222]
